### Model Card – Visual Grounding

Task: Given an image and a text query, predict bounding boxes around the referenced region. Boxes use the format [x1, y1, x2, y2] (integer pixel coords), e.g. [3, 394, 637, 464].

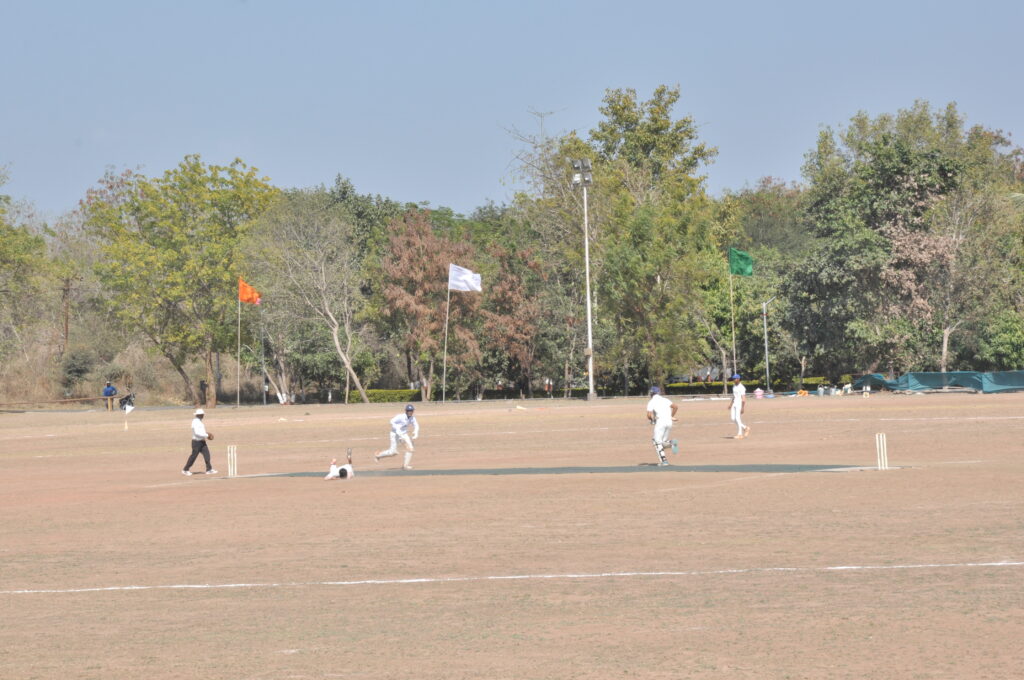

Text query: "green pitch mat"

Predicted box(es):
[253, 463, 860, 478]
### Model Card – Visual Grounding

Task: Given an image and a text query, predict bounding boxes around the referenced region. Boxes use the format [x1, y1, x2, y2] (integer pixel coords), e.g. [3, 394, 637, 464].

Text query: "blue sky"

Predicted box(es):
[2, 0, 1021, 220]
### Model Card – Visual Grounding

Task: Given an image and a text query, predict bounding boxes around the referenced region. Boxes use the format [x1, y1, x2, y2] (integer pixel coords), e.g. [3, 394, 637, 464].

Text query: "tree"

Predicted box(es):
[791, 101, 1022, 375]
[0, 170, 50, 369]
[380, 210, 480, 400]
[915, 188, 1019, 371]
[480, 244, 543, 397]
[591, 84, 717, 204]
[83, 156, 279, 405]
[243, 189, 372, 403]
[732, 177, 814, 254]
[598, 204, 713, 387]
[510, 85, 724, 392]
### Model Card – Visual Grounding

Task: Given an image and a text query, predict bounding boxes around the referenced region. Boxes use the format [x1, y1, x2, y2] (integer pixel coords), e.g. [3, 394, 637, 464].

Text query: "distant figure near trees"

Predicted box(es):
[102, 381, 117, 411]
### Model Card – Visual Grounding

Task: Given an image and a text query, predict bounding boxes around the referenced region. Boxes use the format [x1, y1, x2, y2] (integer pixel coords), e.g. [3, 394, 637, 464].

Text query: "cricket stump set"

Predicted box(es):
[875, 433, 889, 471]
[227, 445, 238, 478]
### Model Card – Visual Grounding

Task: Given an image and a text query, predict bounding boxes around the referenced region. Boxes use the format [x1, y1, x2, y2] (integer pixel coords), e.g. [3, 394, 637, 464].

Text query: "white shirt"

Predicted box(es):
[731, 382, 746, 407]
[191, 417, 208, 441]
[390, 412, 419, 438]
[325, 463, 355, 479]
[645, 394, 674, 424]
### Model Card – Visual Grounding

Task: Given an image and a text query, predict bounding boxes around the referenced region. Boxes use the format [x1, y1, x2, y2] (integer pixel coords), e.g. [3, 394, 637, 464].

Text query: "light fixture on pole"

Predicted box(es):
[762, 295, 776, 394]
[571, 159, 597, 401]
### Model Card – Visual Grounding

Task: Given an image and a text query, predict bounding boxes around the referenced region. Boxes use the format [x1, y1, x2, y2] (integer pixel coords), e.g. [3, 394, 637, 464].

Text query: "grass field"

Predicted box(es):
[2, 392, 1023, 679]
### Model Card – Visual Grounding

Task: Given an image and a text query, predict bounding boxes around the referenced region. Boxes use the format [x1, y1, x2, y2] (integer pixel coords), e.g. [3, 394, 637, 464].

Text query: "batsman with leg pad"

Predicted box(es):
[645, 386, 679, 466]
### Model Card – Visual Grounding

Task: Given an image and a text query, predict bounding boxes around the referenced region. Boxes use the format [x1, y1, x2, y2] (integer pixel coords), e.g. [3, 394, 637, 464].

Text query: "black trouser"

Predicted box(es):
[184, 439, 212, 471]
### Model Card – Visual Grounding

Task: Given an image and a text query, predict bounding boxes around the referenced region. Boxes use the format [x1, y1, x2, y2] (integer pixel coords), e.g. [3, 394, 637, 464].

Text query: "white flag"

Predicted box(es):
[448, 263, 482, 292]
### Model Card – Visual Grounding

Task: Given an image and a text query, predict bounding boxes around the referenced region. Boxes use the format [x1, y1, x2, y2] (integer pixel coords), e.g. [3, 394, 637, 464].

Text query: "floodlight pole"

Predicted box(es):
[762, 296, 776, 393]
[572, 160, 597, 401]
[583, 183, 597, 401]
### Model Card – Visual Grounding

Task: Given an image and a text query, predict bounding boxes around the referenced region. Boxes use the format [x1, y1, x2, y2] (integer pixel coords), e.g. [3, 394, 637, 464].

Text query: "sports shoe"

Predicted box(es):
[205, 469, 218, 475]
[743, 426, 751, 438]
[658, 459, 669, 467]
[671, 439, 679, 454]
[402, 464, 413, 470]
[182, 470, 193, 476]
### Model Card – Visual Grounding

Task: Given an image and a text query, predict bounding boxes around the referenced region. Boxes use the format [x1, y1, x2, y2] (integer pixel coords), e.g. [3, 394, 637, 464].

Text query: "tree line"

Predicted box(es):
[2, 87, 1022, 405]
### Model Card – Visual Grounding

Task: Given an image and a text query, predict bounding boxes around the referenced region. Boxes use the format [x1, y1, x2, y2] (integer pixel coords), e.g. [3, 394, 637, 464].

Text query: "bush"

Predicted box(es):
[347, 388, 421, 404]
[670, 379, 805, 394]
[60, 350, 95, 392]
[665, 381, 728, 395]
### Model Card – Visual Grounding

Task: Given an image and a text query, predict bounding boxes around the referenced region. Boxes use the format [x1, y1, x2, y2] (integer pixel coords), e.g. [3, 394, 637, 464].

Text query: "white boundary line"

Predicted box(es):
[4, 560, 1022, 596]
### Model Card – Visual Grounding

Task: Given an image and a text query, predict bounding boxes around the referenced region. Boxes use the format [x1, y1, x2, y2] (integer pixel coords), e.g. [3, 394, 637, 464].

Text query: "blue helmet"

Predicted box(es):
[405, 404, 415, 413]
[649, 386, 660, 395]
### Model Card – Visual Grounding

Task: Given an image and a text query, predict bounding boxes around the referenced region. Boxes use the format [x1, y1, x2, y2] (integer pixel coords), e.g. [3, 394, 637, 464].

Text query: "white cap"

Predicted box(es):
[194, 408, 205, 416]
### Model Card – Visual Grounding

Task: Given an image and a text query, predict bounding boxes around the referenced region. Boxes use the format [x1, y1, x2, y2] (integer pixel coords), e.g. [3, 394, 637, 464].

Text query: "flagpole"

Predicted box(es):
[236, 297, 241, 407]
[442, 287, 451, 403]
[729, 270, 737, 376]
[260, 304, 266, 406]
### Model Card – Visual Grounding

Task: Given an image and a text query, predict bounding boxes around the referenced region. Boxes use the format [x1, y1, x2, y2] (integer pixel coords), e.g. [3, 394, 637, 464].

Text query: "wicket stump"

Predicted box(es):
[875, 433, 888, 471]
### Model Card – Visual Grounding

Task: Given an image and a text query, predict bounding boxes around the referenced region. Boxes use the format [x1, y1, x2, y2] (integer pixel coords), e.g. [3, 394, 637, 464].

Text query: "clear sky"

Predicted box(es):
[2, 0, 1021, 220]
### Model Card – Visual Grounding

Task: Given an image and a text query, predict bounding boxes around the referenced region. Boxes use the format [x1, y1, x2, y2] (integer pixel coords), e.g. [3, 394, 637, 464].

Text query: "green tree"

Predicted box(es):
[510, 86, 724, 392]
[598, 203, 713, 387]
[591, 84, 716, 204]
[791, 101, 1021, 375]
[0, 171, 50, 368]
[83, 156, 279, 405]
[732, 177, 814, 254]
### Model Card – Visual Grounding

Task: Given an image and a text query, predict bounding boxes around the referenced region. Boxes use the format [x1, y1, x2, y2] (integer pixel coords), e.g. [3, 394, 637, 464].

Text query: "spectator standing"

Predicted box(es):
[102, 381, 117, 411]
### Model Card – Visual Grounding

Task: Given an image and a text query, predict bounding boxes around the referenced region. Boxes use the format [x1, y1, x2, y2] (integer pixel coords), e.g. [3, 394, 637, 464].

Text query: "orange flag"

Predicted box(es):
[238, 278, 261, 305]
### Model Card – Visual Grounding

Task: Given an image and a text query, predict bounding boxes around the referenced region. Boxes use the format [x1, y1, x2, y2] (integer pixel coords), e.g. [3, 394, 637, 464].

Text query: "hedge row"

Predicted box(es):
[346, 389, 421, 404]
[342, 378, 852, 403]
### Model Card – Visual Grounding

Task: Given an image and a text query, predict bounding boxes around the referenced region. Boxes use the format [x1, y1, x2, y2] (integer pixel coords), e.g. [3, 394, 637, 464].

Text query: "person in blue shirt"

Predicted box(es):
[102, 381, 117, 411]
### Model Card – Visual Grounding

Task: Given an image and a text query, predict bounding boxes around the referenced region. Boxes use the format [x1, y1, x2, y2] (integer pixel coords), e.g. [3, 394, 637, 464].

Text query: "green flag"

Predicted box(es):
[728, 248, 753, 277]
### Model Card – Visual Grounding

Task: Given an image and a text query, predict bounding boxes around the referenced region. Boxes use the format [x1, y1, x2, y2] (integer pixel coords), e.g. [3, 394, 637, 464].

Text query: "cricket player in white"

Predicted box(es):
[729, 374, 750, 439]
[324, 450, 355, 480]
[645, 386, 678, 466]
[375, 404, 419, 470]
